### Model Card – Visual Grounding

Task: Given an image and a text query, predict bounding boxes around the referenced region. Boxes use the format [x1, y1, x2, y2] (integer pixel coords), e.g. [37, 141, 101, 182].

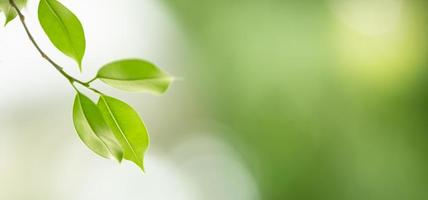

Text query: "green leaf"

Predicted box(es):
[98, 95, 149, 171]
[97, 59, 172, 94]
[38, 0, 85, 69]
[3, 5, 17, 25]
[73, 93, 123, 161]
[0, 0, 27, 26]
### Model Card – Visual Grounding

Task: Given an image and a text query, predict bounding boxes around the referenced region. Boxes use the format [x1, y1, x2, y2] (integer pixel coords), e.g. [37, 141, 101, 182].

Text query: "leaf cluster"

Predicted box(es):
[2, 0, 173, 171]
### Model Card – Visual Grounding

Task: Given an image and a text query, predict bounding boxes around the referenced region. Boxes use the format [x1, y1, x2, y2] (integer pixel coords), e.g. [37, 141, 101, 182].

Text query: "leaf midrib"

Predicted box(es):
[77, 95, 114, 158]
[99, 76, 170, 82]
[101, 97, 140, 164]
[43, 0, 79, 60]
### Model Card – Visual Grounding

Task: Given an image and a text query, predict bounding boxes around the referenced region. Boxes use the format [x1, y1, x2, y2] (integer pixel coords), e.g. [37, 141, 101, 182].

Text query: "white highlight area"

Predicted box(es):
[172, 132, 261, 200]
[331, 0, 403, 36]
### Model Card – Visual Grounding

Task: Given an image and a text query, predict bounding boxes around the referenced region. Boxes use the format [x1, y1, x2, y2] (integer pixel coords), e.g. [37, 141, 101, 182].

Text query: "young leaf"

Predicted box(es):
[98, 95, 149, 171]
[0, 0, 27, 26]
[3, 5, 17, 25]
[73, 93, 123, 161]
[97, 59, 172, 94]
[38, 0, 85, 69]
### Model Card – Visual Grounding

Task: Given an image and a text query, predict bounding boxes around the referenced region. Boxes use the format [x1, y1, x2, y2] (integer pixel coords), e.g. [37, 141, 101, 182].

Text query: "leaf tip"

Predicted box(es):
[138, 163, 145, 173]
[77, 59, 83, 72]
[3, 10, 16, 26]
[171, 76, 183, 82]
[114, 153, 124, 163]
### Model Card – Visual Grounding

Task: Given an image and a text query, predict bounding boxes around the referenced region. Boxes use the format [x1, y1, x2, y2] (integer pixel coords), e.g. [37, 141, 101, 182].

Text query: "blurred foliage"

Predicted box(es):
[165, 0, 428, 199]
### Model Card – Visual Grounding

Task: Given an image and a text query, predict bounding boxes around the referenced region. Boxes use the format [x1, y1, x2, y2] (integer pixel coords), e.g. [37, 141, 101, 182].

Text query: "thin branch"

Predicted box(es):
[86, 76, 98, 84]
[9, 0, 89, 87]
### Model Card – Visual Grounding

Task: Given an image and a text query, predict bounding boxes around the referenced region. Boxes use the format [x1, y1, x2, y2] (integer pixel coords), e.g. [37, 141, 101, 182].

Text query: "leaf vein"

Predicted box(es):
[78, 95, 114, 158]
[102, 97, 140, 163]
[44, 0, 79, 60]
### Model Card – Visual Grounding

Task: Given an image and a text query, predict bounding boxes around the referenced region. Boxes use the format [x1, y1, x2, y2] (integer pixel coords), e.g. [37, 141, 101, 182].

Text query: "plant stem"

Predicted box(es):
[9, 0, 90, 87]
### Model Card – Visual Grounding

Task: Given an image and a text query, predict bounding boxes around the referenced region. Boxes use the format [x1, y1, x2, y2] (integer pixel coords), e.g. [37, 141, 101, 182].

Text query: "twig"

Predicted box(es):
[9, 0, 90, 87]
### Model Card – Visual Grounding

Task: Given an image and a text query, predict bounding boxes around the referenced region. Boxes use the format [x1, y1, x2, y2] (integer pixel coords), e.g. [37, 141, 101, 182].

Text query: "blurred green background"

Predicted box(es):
[165, 0, 428, 199]
[1, 0, 428, 199]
